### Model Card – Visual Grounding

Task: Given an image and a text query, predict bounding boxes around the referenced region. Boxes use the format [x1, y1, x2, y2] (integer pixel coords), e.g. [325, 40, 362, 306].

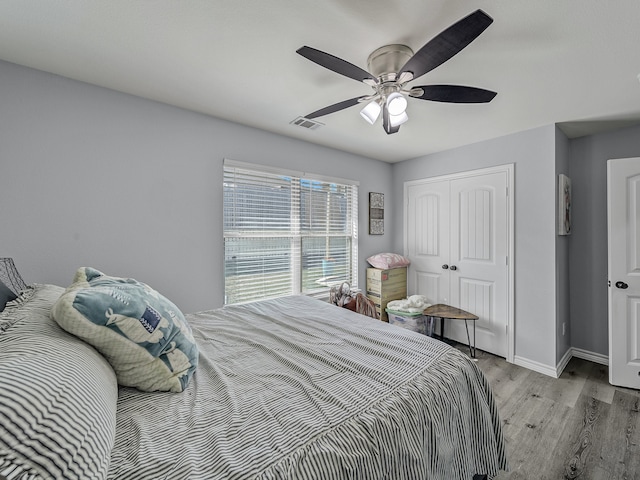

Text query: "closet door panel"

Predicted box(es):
[449, 172, 508, 357]
[407, 181, 450, 305]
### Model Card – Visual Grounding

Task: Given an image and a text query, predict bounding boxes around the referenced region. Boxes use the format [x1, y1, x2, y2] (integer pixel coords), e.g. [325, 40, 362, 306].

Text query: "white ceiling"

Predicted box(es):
[1, 0, 640, 163]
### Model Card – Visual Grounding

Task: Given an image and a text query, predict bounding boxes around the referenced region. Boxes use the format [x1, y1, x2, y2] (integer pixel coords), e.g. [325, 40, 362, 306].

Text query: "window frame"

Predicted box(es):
[223, 159, 359, 305]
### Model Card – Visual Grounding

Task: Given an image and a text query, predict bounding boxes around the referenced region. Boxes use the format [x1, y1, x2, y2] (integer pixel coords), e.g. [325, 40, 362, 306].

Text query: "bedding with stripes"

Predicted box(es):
[107, 295, 508, 479]
[0, 284, 118, 480]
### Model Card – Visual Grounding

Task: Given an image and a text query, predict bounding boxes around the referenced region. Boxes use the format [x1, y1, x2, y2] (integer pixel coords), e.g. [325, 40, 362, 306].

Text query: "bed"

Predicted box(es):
[0, 274, 508, 479]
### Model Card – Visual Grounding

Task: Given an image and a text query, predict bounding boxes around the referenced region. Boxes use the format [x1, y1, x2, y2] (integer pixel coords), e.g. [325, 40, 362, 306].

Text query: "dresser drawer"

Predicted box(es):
[366, 267, 407, 322]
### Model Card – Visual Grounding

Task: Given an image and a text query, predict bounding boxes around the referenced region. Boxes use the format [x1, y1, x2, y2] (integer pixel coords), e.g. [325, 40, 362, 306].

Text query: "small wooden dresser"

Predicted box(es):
[366, 267, 407, 322]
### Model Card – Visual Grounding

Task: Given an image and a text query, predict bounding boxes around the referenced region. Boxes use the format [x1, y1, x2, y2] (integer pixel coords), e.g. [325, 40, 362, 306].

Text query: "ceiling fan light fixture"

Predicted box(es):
[297, 9, 496, 136]
[389, 111, 409, 128]
[386, 92, 408, 116]
[360, 100, 382, 125]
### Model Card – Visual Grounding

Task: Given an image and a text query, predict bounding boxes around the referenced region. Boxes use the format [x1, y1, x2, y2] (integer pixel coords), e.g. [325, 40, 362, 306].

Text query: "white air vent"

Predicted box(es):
[290, 116, 324, 130]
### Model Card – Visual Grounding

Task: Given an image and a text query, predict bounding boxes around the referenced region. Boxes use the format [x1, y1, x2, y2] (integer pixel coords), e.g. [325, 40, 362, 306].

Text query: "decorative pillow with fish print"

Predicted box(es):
[52, 267, 198, 392]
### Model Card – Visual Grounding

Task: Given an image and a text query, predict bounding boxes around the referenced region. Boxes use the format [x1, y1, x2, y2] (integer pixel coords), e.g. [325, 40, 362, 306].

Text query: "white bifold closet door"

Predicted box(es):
[406, 169, 509, 358]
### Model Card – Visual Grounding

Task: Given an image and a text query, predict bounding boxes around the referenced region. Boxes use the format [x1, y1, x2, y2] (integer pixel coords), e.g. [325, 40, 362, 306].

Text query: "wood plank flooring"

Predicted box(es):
[462, 347, 640, 479]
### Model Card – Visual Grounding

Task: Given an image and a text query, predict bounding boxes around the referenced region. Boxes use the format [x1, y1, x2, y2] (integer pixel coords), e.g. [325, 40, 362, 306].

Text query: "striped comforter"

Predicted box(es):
[107, 295, 507, 479]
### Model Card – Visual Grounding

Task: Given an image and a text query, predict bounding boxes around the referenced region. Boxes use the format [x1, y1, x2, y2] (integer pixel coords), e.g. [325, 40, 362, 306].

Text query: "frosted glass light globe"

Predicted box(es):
[386, 92, 407, 116]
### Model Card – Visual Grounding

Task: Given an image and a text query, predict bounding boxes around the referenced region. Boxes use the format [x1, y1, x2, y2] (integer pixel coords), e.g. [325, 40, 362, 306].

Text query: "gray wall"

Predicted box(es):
[569, 123, 640, 356]
[555, 127, 571, 364]
[391, 126, 558, 369]
[4, 57, 639, 367]
[0, 60, 394, 313]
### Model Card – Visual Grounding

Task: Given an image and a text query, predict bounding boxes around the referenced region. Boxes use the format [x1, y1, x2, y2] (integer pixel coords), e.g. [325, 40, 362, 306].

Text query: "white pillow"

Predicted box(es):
[367, 253, 411, 270]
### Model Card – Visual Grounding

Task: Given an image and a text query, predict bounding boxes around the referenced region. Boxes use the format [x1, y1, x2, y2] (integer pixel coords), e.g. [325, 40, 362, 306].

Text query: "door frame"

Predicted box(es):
[403, 163, 515, 363]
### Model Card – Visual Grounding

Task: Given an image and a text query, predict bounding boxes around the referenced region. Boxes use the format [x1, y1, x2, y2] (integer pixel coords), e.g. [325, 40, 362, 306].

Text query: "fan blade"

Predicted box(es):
[399, 10, 493, 81]
[411, 85, 497, 103]
[382, 103, 400, 135]
[297, 46, 377, 85]
[305, 96, 367, 119]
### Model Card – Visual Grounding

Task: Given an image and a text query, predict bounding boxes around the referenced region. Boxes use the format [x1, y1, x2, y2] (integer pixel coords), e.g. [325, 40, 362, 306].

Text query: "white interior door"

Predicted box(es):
[405, 166, 511, 359]
[448, 172, 508, 357]
[608, 157, 640, 388]
[406, 180, 450, 306]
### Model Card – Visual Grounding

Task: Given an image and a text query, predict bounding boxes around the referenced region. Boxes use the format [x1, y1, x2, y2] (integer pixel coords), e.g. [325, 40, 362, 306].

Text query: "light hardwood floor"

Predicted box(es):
[465, 347, 640, 480]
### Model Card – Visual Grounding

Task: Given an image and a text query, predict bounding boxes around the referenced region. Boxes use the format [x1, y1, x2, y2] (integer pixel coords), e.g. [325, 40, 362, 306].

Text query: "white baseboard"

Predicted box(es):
[570, 347, 608, 366]
[514, 355, 560, 378]
[515, 347, 608, 379]
[555, 348, 573, 377]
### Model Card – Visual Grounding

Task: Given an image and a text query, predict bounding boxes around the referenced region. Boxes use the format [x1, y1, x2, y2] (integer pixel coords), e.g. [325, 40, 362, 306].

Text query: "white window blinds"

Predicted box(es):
[223, 160, 358, 305]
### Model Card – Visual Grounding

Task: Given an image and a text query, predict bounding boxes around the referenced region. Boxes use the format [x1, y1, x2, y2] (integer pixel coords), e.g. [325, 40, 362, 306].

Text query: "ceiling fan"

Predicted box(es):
[296, 9, 497, 135]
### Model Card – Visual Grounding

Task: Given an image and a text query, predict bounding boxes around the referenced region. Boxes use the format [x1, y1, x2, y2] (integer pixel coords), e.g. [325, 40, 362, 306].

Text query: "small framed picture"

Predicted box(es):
[369, 192, 384, 235]
[558, 174, 571, 235]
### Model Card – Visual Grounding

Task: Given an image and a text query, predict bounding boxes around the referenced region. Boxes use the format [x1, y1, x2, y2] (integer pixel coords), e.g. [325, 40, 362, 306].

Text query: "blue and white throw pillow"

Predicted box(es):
[52, 267, 198, 392]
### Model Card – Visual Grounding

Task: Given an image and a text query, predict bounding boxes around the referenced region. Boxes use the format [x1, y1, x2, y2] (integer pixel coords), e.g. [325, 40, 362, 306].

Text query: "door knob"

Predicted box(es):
[616, 281, 629, 289]
[442, 264, 449, 269]
[450, 265, 458, 271]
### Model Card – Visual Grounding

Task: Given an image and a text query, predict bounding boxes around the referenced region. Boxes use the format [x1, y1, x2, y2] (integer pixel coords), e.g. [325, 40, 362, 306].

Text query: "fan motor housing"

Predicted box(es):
[367, 44, 414, 83]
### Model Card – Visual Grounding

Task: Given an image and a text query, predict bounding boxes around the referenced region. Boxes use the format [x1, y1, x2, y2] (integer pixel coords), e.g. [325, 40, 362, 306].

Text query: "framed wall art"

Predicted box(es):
[369, 192, 384, 235]
[558, 174, 571, 235]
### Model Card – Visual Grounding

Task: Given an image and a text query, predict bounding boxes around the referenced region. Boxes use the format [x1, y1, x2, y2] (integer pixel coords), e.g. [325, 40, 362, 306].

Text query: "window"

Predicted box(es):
[223, 160, 358, 304]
